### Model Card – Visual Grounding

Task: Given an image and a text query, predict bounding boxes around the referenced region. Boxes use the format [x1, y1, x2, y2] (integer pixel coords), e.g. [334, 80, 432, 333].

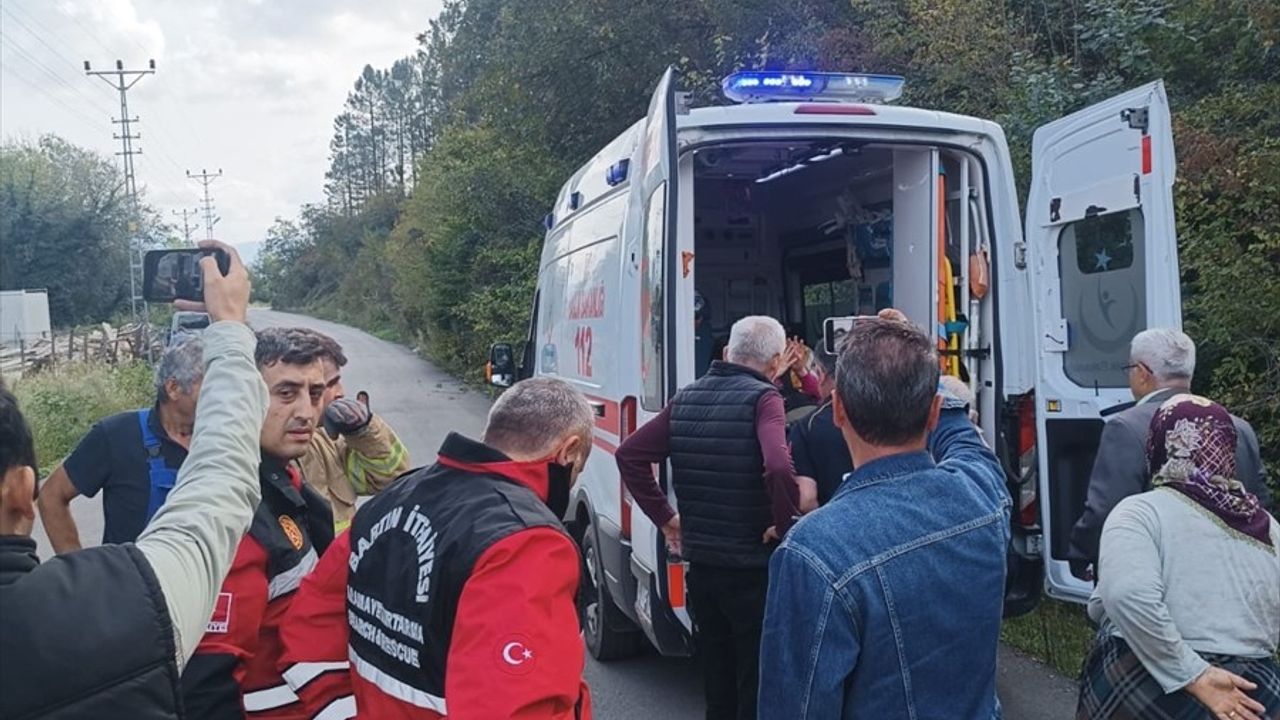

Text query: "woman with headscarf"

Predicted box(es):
[1077, 394, 1280, 720]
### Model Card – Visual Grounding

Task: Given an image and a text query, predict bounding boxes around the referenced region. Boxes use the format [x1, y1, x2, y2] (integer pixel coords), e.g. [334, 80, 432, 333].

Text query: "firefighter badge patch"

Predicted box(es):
[279, 515, 305, 550]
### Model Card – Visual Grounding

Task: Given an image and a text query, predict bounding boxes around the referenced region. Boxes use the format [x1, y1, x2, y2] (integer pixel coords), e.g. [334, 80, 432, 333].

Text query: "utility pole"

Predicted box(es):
[187, 168, 223, 240]
[172, 208, 200, 246]
[85, 58, 156, 360]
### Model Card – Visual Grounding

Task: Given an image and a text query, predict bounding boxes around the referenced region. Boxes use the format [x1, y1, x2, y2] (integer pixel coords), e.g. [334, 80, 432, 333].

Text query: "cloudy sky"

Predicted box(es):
[1, 0, 444, 261]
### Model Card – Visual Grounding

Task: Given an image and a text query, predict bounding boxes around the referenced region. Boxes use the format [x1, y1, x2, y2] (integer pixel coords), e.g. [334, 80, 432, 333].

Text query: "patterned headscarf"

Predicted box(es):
[1147, 394, 1272, 547]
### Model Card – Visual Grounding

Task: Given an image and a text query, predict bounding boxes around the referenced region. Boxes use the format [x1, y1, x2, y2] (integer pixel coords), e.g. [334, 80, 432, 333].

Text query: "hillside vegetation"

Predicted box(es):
[249, 0, 1279, 492]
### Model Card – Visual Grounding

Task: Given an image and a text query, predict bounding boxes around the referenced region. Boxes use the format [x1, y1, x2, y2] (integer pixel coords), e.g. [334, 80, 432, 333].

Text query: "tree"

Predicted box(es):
[0, 136, 158, 326]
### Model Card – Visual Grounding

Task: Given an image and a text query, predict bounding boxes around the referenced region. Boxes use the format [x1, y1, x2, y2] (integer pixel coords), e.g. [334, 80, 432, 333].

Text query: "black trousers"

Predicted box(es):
[686, 563, 769, 720]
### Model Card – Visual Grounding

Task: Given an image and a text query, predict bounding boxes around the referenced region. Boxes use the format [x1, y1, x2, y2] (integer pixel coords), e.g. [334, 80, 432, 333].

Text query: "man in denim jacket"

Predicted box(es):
[758, 310, 1011, 719]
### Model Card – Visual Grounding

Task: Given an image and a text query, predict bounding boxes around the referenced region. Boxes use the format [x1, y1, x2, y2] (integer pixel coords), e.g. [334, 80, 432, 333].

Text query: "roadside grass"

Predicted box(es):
[1002, 598, 1096, 679]
[11, 360, 154, 475]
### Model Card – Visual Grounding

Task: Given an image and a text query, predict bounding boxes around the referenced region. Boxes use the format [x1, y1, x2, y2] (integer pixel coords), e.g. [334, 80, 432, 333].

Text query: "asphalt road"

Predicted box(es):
[35, 308, 1080, 719]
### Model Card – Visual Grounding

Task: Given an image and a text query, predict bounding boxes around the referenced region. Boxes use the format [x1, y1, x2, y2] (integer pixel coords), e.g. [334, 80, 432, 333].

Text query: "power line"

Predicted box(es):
[187, 168, 223, 240]
[3, 2, 67, 43]
[1, 6, 92, 80]
[0, 30, 116, 117]
[12, 3, 199, 193]
[59, 6, 119, 58]
[2, 5, 172, 151]
[0, 68, 105, 133]
[1, 7, 180, 190]
[20, 3, 204, 194]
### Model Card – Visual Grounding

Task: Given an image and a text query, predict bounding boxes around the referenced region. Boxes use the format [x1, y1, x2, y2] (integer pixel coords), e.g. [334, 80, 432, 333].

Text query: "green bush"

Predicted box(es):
[11, 361, 154, 475]
[1175, 83, 1280, 498]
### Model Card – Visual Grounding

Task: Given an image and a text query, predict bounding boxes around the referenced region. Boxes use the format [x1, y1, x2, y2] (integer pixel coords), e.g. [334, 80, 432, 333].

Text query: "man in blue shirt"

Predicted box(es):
[37, 337, 205, 552]
[758, 309, 1011, 719]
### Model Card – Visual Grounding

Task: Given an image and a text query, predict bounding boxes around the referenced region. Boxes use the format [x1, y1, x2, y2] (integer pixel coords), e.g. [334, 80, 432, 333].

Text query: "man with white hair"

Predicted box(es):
[1069, 328, 1272, 571]
[277, 377, 596, 719]
[617, 315, 801, 720]
[39, 334, 206, 551]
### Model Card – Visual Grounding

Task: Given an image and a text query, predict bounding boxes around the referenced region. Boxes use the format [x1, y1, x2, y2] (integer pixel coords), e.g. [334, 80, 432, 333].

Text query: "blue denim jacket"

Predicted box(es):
[758, 408, 1011, 720]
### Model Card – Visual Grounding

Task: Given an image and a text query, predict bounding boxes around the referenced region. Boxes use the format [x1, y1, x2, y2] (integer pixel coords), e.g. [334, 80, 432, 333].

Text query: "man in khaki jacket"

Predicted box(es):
[294, 329, 410, 530]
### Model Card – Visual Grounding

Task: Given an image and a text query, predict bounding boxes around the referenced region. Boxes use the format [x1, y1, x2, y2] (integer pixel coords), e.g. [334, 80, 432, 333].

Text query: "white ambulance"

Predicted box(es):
[488, 69, 1179, 660]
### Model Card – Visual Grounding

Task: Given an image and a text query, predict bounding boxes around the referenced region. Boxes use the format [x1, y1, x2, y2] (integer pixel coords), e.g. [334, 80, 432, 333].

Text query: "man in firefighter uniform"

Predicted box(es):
[279, 377, 594, 719]
[181, 328, 336, 719]
[294, 328, 410, 531]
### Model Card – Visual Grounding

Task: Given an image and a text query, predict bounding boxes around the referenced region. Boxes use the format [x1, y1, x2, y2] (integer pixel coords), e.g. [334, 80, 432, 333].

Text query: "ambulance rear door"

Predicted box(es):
[1025, 81, 1180, 602]
[627, 66, 693, 649]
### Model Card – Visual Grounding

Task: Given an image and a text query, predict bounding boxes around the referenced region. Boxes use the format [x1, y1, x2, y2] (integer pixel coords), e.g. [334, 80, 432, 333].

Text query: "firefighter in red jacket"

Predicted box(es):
[181, 328, 336, 719]
[279, 377, 594, 719]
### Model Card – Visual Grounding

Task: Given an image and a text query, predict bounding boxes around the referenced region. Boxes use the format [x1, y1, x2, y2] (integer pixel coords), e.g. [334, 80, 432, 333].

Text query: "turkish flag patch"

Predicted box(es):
[207, 592, 233, 633]
[494, 634, 537, 676]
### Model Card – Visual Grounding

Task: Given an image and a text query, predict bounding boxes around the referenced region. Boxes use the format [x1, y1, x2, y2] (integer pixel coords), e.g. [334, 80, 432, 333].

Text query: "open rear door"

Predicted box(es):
[627, 67, 693, 651]
[1025, 81, 1179, 602]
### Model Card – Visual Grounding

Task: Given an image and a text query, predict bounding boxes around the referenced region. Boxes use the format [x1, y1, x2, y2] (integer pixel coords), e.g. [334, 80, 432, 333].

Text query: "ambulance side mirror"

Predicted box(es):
[487, 343, 516, 388]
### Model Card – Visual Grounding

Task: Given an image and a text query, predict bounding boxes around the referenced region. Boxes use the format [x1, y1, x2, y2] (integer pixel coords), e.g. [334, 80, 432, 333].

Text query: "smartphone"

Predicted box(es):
[822, 316, 858, 355]
[142, 249, 231, 303]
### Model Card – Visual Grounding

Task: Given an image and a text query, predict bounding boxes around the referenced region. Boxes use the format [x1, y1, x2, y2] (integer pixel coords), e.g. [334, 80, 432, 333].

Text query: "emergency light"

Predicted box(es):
[605, 159, 630, 186]
[722, 72, 905, 104]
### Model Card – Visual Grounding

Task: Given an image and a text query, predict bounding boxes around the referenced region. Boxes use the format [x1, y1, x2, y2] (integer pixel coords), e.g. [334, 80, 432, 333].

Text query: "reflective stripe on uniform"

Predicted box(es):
[346, 438, 408, 494]
[350, 645, 447, 714]
[282, 660, 350, 692]
[243, 682, 301, 712]
[267, 547, 318, 601]
[314, 696, 358, 720]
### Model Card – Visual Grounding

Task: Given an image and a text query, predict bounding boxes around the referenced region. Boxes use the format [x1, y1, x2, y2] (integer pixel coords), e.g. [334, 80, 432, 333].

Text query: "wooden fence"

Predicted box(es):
[0, 322, 156, 380]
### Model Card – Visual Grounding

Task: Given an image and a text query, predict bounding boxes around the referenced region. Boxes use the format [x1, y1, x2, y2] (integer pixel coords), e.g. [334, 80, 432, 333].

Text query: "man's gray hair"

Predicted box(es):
[726, 316, 786, 369]
[483, 377, 594, 457]
[156, 335, 205, 398]
[1130, 328, 1195, 382]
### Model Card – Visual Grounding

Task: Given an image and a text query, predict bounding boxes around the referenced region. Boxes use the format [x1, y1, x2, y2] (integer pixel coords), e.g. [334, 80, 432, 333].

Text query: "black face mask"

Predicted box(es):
[546, 461, 572, 519]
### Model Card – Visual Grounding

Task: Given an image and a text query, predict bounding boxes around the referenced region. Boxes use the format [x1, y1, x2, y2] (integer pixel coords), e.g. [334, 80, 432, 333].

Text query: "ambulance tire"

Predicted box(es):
[581, 526, 644, 661]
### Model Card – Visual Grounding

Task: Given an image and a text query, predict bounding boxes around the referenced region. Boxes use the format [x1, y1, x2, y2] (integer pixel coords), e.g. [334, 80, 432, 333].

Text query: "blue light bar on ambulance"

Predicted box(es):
[605, 158, 630, 186]
[722, 72, 905, 104]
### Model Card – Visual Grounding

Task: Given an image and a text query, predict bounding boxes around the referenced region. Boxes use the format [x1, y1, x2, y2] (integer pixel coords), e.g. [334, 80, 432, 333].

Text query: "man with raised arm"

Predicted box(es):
[1, 241, 268, 719]
[758, 310, 1011, 719]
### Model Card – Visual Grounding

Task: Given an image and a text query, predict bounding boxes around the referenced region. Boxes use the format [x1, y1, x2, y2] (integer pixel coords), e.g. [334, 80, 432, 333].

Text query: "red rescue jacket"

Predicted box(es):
[181, 461, 333, 719]
[279, 436, 591, 719]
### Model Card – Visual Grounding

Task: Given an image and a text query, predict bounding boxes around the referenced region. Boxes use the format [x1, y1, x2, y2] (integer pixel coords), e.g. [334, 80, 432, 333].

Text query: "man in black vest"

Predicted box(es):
[617, 315, 801, 720]
[278, 376, 595, 719]
[1, 241, 269, 719]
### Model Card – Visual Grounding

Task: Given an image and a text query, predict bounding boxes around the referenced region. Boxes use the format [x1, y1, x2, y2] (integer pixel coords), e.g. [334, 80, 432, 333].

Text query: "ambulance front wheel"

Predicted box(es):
[581, 525, 645, 661]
